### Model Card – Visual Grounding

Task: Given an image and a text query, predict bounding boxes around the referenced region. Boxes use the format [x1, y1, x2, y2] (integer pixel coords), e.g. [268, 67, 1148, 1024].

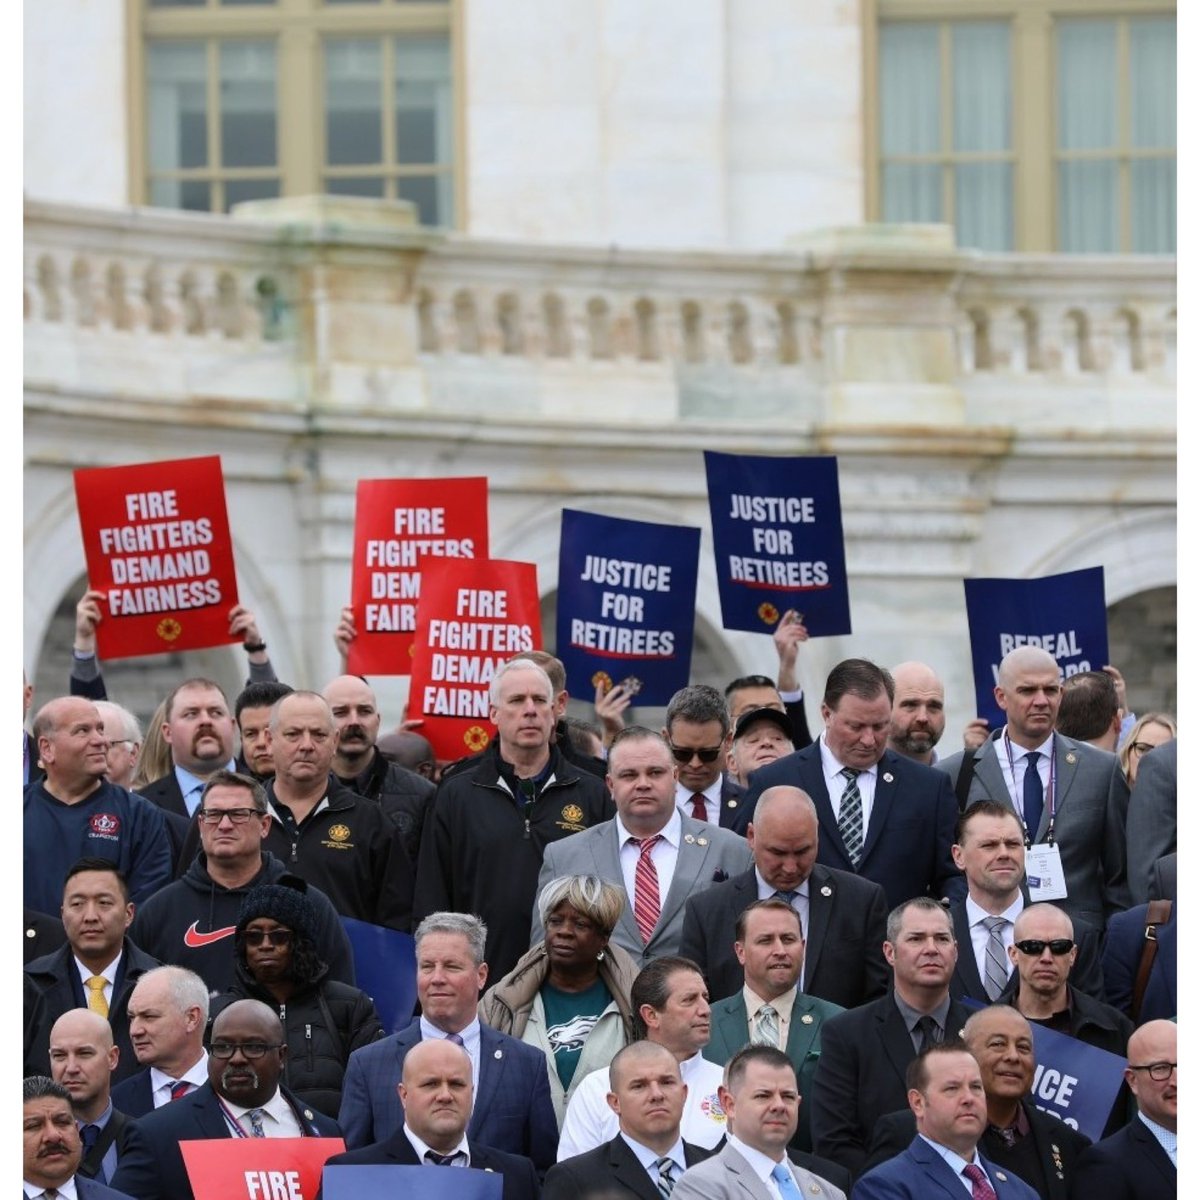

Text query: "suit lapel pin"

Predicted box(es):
[697, 836, 708, 846]
[1066, 752, 1077, 764]
[995, 1171, 1008, 1182]
[304, 1109, 314, 1120]
[727, 799, 737, 808]
[800, 1014, 813, 1024]
[882, 772, 894, 783]
[808, 1184, 821, 1194]
[494, 1049, 503, 1059]
[484, 1167, 495, 1173]
[820, 885, 832, 897]
[684, 833, 696, 844]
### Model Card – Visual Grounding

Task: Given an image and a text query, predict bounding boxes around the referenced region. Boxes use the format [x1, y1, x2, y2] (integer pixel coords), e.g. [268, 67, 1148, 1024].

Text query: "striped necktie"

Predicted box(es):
[982, 916, 1010, 1000]
[837, 768, 864, 866]
[632, 835, 663, 943]
[654, 1156, 677, 1197]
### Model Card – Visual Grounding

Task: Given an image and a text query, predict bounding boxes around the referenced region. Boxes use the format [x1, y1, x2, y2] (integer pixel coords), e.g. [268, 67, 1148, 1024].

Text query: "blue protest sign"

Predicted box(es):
[704, 451, 851, 636]
[959, 998, 1126, 1140]
[341, 918, 417, 1034]
[556, 508, 701, 706]
[322, 1164, 503, 1200]
[963, 567, 1109, 728]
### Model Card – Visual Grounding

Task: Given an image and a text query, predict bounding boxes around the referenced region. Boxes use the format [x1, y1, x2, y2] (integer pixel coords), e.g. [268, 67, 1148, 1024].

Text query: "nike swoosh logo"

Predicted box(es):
[183, 921, 237, 948]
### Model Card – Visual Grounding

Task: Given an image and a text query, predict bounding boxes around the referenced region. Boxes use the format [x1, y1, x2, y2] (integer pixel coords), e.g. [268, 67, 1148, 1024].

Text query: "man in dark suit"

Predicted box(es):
[25, 908, 67, 965]
[321, 1038, 537, 1199]
[1102, 901, 1176, 1023]
[853, 1042, 1041, 1199]
[1069, 1019, 1175, 1200]
[111, 999, 341, 1200]
[49, 1009, 138, 1186]
[680, 785, 888, 1009]
[862, 1005, 1092, 1200]
[703, 899, 844, 1152]
[662, 683, 754, 831]
[545, 1041, 716, 1199]
[810, 897, 972, 1178]
[138, 677, 239, 820]
[740, 659, 964, 908]
[337, 910, 558, 1169]
[937, 646, 1132, 934]
[23, 1076, 136, 1200]
[110, 966, 210, 1118]
[948, 802, 1103, 1005]
[25, 859, 160, 1082]
[1125, 739, 1176, 906]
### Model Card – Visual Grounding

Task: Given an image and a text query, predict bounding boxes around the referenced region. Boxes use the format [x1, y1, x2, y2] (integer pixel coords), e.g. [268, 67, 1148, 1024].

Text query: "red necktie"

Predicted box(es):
[963, 1163, 997, 1200]
[632, 835, 662, 943]
[690, 793, 708, 822]
[169, 1080, 192, 1102]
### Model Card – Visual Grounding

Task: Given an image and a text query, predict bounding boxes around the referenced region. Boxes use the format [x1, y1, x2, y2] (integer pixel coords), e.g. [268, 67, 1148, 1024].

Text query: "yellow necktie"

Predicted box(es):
[85, 975, 109, 1018]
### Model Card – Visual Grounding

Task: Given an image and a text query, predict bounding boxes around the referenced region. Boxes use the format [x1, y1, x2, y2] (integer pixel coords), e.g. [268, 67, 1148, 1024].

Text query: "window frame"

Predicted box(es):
[129, 0, 463, 225]
[863, 0, 1175, 252]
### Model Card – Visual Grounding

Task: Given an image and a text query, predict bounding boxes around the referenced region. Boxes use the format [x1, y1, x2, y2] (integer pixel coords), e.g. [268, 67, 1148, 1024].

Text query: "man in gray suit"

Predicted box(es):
[673, 1045, 845, 1200]
[937, 646, 1131, 933]
[535, 727, 753, 966]
[1125, 739, 1176, 905]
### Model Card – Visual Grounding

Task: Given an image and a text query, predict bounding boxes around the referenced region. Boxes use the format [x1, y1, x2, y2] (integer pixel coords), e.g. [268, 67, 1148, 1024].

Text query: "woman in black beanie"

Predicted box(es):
[208, 880, 384, 1117]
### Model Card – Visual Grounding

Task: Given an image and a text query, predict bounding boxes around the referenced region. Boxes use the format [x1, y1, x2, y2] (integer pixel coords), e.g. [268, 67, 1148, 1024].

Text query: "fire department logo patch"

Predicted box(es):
[156, 618, 183, 642]
[89, 813, 120, 837]
[757, 602, 779, 626]
[561, 804, 584, 825]
[591, 671, 613, 694]
[699, 1092, 727, 1123]
[328, 824, 351, 842]
[464, 725, 490, 752]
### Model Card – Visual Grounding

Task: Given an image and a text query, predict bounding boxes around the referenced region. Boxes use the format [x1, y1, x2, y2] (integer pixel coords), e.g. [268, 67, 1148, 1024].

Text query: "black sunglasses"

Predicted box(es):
[1014, 938, 1074, 956]
[239, 929, 293, 948]
[668, 743, 723, 765]
[210, 1041, 283, 1060]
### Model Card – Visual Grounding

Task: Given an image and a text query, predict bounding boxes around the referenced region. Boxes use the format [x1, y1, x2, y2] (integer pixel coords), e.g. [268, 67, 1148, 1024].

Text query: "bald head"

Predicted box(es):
[33, 697, 109, 791]
[994, 648, 1063, 748]
[399, 1037, 475, 1151]
[748, 786, 820, 892]
[1125, 1020, 1176, 1132]
[888, 662, 945, 763]
[378, 730, 436, 778]
[49, 1009, 118, 1116]
[51, 1008, 113, 1050]
[323, 674, 381, 768]
[997, 647, 1058, 688]
[609, 1040, 680, 1090]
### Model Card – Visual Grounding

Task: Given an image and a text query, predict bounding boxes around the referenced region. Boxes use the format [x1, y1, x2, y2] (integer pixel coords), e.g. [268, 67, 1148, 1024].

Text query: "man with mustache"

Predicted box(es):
[138, 678, 238, 820]
[323, 673, 435, 863]
[111, 998, 340, 1200]
[23, 1075, 134, 1200]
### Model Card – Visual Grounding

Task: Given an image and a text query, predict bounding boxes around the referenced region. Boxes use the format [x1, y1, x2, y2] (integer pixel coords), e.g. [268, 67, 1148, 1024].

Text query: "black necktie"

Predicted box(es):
[916, 1014, 940, 1052]
[1023, 752, 1044, 836]
[425, 1150, 463, 1167]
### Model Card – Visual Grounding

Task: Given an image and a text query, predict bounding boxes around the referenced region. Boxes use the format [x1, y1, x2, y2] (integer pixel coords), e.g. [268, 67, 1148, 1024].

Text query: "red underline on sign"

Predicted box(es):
[569, 644, 676, 660]
[732, 581, 834, 592]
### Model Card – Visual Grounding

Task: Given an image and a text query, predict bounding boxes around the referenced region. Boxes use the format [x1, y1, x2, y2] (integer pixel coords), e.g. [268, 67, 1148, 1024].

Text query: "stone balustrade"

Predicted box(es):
[24, 198, 1175, 425]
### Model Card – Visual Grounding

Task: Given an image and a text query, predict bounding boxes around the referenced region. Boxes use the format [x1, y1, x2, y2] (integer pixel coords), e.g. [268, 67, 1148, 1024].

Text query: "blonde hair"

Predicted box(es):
[1119, 712, 1176, 784]
[536, 875, 625, 936]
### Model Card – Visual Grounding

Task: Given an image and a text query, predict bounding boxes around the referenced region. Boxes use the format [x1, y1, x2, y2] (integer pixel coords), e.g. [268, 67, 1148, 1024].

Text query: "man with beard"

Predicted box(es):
[323, 673, 435, 863]
[887, 662, 947, 766]
[112, 998, 340, 1200]
[23, 1075, 135, 1200]
[138, 678, 238, 820]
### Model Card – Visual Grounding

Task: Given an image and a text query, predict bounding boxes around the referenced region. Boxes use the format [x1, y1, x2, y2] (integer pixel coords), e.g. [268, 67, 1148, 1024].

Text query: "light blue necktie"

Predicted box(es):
[771, 1161, 805, 1200]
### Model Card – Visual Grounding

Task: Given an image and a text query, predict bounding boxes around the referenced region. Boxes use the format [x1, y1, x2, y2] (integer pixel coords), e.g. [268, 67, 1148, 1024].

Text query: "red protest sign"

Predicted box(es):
[73, 456, 240, 660]
[409, 559, 543, 760]
[180, 1136, 345, 1200]
[347, 477, 489, 675]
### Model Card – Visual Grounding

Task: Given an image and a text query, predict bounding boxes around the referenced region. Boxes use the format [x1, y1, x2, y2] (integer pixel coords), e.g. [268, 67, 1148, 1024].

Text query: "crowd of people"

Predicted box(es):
[22, 595, 1177, 1199]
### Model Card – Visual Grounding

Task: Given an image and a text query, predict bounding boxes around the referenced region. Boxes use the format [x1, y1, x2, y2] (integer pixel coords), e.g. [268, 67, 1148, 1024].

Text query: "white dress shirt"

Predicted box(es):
[964, 893, 1022, 988]
[818, 734, 878, 830]
[404, 1122, 471, 1166]
[920, 1134, 997, 1194]
[617, 809, 682, 907]
[73, 950, 121, 1012]
[675, 778, 723, 826]
[619, 1130, 687, 1183]
[24, 1180, 78, 1199]
[149, 1053, 209, 1108]
[221, 1087, 303, 1138]
[998, 730, 1054, 830]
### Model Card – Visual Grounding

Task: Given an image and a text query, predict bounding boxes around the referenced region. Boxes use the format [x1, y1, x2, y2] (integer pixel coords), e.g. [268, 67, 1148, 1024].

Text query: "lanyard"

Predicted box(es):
[215, 1095, 252, 1138]
[1002, 732, 1057, 845]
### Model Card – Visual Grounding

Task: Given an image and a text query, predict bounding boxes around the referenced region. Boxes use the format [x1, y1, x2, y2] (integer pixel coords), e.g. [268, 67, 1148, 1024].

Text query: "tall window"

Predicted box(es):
[137, 0, 456, 226]
[870, 3, 1175, 254]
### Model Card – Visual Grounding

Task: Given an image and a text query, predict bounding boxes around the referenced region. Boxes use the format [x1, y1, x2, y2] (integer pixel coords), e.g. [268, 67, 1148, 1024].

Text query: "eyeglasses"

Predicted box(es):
[1014, 938, 1074, 956]
[209, 1041, 282, 1060]
[198, 807, 261, 825]
[105, 740, 133, 752]
[668, 743, 723, 765]
[1129, 1061, 1177, 1082]
[239, 929, 293, 948]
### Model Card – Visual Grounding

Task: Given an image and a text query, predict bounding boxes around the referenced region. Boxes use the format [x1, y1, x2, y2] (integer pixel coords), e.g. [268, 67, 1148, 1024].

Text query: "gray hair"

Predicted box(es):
[135, 965, 211, 1021]
[200, 769, 268, 814]
[488, 659, 554, 707]
[269, 690, 335, 733]
[536, 875, 626, 935]
[415, 912, 488, 967]
[665, 684, 730, 739]
[23, 1076, 72, 1104]
[95, 700, 142, 744]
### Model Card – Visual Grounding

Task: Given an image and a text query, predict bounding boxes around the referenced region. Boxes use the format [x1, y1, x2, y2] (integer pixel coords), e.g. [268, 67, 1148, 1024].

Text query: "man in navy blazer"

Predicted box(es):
[741, 659, 964, 908]
[1068, 1019, 1176, 1200]
[24, 1076, 137, 1200]
[337, 911, 558, 1170]
[852, 1043, 1040, 1199]
[321, 1039, 538, 1200]
[111, 1000, 341, 1200]
[1102, 901, 1176, 1022]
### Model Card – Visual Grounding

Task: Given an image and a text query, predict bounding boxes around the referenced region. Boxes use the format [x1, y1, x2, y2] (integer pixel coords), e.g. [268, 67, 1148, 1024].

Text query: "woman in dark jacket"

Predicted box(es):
[208, 881, 384, 1117]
